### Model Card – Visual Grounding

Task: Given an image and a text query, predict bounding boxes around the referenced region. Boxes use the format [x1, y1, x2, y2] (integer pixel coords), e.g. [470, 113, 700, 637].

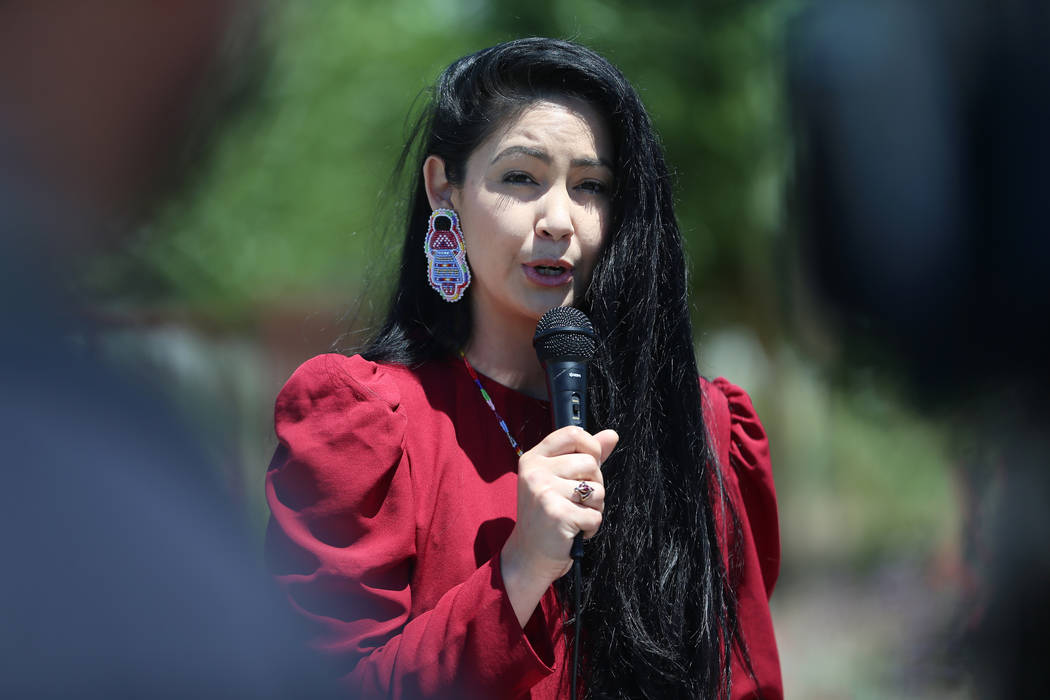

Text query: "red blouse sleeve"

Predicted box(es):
[265, 354, 553, 698]
[702, 377, 783, 700]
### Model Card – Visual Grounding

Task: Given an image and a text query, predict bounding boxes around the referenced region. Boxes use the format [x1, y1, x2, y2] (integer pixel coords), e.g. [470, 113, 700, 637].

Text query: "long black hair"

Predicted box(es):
[364, 38, 751, 699]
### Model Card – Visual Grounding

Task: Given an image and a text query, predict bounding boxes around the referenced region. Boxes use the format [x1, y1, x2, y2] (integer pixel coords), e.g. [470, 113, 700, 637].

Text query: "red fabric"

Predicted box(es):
[265, 353, 782, 698]
[704, 377, 783, 699]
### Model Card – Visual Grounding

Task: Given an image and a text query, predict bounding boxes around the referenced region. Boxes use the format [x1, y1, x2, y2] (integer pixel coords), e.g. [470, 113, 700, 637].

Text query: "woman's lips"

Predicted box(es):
[522, 260, 574, 287]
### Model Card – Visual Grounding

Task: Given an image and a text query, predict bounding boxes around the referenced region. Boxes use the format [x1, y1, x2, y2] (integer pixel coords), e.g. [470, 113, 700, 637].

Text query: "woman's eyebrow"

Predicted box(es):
[491, 145, 549, 165]
[490, 146, 612, 171]
[571, 156, 613, 170]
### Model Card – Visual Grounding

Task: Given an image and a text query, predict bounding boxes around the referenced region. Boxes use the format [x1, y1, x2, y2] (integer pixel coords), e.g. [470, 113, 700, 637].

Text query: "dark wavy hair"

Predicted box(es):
[363, 38, 752, 699]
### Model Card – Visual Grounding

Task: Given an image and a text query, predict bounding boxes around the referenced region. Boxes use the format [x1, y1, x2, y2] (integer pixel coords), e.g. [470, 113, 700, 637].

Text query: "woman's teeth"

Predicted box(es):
[536, 266, 565, 276]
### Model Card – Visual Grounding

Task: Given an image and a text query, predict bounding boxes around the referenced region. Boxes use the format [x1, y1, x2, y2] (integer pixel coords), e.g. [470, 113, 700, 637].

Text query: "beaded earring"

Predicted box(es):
[424, 208, 471, 303]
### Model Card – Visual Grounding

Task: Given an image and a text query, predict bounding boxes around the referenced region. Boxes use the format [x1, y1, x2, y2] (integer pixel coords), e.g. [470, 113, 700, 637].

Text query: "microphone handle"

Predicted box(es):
[542, 359, 589, 561]
[540, 353, 592, 697]
[571, 533, 584, 560]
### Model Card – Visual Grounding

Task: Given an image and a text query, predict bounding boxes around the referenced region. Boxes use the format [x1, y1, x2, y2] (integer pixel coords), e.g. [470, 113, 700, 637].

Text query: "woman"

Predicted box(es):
[265, 38, 781, 699]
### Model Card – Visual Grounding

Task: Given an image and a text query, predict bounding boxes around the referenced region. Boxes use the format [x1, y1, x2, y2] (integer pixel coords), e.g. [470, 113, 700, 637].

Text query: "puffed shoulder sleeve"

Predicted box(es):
[265, 355, 412, 678]
[702, 377, 783, 700]
[265, 354, 552, 698]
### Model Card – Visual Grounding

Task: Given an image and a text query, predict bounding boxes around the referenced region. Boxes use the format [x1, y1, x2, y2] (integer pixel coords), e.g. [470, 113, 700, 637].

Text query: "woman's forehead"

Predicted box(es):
[475, 97, 613, 164]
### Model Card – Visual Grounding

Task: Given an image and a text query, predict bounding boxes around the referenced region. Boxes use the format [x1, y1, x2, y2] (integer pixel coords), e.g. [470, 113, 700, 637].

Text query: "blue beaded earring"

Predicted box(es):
[424, 208, 471, 303]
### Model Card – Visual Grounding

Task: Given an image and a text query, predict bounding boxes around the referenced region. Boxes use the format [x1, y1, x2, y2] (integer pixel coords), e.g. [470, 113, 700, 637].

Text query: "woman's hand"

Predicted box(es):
[500, 426, 619, 627]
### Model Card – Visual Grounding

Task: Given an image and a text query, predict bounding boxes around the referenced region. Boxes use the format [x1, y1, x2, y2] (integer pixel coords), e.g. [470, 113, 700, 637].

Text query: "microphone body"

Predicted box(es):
[532, 306, 597, 561]
[542, 360, 588, 431]
[543, 359, 588, 560]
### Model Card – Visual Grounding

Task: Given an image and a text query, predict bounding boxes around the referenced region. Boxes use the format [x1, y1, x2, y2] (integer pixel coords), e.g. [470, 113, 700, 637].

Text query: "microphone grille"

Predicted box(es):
[533, 306, 596, 362]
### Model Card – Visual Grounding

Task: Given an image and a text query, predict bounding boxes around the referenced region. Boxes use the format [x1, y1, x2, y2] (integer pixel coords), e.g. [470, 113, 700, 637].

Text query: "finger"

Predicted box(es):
[565, 479, 605, 511]
[534, 425, 604, 463]
[594, 429, 619, 463]
[576, 508, 603, 539]
[546, 452, 603, 483]
[538, 489, 602, 535]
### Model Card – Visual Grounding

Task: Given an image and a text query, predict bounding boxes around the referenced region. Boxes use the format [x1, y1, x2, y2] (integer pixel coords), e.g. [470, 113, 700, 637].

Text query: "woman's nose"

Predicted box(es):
[536, 186, 574, 241]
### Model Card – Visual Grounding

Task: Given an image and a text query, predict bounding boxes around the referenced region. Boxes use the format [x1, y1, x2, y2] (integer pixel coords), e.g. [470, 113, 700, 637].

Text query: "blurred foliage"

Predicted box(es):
[91, 0, 793, 330]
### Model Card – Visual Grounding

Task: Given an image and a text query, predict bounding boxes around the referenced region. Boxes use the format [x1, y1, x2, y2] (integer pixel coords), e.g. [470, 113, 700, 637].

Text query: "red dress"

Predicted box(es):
[265, 353, 782, 698]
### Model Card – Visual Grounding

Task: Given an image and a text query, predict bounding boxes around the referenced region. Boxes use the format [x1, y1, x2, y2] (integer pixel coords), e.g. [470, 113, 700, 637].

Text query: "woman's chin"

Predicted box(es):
[523, 294, 576, 323]
[474, 283, 577, 330]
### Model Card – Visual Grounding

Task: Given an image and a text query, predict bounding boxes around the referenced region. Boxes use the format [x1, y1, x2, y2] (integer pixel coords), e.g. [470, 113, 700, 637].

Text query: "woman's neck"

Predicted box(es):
[464, 309, 547, 399]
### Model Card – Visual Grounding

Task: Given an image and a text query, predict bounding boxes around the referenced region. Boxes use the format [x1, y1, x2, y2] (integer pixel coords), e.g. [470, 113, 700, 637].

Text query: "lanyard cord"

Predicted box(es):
[459, 351, 524, 458]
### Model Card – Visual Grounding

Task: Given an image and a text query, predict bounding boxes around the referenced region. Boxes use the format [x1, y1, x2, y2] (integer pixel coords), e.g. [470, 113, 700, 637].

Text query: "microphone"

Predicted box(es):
[532, 305, 597, 561]
[533, 306, 596, 697]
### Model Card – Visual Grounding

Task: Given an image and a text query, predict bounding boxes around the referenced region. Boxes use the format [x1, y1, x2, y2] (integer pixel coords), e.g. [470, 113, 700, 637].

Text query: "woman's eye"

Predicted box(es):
[577, 180, 608, 195]
[503, 171, 537, 185]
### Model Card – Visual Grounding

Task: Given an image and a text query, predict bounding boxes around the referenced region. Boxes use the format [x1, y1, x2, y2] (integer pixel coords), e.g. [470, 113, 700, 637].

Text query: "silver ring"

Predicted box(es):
[573, 481, 594, 502]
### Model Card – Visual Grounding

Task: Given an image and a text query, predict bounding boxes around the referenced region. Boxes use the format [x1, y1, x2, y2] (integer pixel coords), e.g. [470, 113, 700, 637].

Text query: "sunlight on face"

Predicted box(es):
[451, 97, 614, 335]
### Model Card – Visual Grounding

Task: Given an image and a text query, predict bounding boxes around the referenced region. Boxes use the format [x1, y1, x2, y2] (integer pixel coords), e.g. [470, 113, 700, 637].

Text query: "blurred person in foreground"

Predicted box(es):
[0, 2, 335, 697]
[264, 38, 782, 698]
[788, 0, 1050, 696]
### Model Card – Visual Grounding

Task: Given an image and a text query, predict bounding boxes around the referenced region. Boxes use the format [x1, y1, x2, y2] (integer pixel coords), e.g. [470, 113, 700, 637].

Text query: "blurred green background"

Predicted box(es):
[89, 1, 970, 697]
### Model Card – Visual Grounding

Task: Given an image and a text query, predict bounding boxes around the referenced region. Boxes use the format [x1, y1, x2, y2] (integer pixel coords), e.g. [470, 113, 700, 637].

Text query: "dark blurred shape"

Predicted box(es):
[790, 0, 1050, 400]
[789, 0, 1050, 696]
[0, 0, 269, 233]
[0, 1, 336, 696]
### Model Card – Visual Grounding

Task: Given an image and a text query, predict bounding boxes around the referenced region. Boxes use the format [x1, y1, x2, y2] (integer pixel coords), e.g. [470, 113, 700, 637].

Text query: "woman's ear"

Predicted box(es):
[423, 155, 456, 211]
